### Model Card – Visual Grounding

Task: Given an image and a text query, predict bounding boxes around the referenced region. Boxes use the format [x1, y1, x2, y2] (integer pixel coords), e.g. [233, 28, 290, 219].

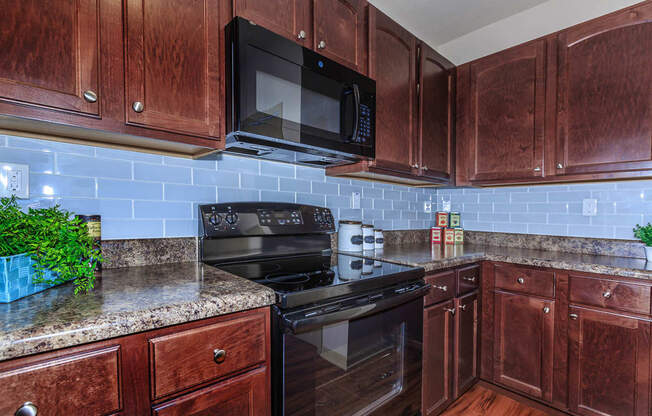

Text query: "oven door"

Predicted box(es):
[229, 17, 375, 159]
[273, 285, 426, 416]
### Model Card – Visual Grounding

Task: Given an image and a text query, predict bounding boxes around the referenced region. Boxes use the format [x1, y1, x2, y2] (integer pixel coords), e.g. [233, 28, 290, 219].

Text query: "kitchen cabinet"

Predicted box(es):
[423, 300, 455, 416]
[456, 39, 546, 185]
[493, 290, 554, 402]
[552, 2, 652, 178]
[568, 307, 651, 416]
[0, 307, 270, 416]
[327, 7, 455, 186]
[233, 0, 312, 46]
[454, 290, 478, 398]
[0, 0, 101, 116]
[125, 0, 223, 138]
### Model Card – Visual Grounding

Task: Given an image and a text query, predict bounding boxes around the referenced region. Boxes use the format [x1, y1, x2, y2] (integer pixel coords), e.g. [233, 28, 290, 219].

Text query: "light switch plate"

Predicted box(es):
[582, 198, 597, 216]
[423, 201, 432, 213]
[0, 162, 29, 199]
[351, 191, 361, 209]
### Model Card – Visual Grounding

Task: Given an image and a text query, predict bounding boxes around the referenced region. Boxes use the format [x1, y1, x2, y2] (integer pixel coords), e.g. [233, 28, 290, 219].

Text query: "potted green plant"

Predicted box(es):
[0, 197, 101, 302]
[633, 223, 652, 262]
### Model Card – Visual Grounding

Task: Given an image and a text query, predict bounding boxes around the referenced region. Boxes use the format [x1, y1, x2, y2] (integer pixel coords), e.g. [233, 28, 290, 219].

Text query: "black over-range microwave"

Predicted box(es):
[225, 17, 376, 167]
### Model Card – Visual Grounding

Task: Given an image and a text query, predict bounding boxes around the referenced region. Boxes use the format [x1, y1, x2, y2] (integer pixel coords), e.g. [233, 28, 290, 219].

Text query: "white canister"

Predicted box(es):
[338, 221, 363, 252]
[362, 224, 375, 251]
[374, 229, 384, 250]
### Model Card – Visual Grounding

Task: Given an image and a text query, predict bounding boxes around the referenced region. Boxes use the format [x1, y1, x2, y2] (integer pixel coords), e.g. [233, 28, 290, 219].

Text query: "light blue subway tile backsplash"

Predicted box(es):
[2, 134, 650, 240]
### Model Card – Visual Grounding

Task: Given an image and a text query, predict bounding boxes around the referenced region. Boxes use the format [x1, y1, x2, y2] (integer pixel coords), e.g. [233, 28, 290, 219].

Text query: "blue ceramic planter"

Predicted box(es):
[0, 253, 61, 303]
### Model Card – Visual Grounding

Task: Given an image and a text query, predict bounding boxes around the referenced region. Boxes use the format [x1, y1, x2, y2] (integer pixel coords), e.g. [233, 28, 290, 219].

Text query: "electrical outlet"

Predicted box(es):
[423, 201, 432, 213]
[0, 162, 29, 199]
[351, 191, 361, 209]
[582, 198, 597, 216]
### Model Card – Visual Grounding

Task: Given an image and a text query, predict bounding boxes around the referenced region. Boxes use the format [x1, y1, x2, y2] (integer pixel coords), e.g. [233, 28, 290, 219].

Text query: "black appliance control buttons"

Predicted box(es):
[209, 213, 222, 225]
[225, 213, 239, 225]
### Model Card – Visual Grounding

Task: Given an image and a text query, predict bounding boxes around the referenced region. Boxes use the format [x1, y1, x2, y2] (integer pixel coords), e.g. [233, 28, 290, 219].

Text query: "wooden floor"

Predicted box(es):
[440, 383, 565, 416]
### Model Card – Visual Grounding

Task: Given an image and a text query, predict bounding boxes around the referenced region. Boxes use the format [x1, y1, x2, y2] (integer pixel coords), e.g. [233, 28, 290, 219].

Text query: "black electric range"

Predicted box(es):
[199, 202, 427, 416]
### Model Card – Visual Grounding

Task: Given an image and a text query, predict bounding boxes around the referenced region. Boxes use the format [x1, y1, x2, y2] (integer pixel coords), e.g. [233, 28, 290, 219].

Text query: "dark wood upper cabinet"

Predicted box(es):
[233, 0, 312, 46]
[0, 0, 100, 116]
[418, 42, 455, 183]
[568, 306, 651, 416]
[553, 2, 652, 177]
[454, 290, 478, 398]
[493, 290, 554, 402]
[125, 0, 223, 138]
[459, 39, 546, 184]
[422, 300, 455, 416]
[313, 0, 368, 74]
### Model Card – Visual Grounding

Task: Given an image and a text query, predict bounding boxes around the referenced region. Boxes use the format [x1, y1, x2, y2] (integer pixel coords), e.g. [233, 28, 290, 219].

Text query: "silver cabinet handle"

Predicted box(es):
[517, 277, 525, 284]
[411, 163, 419, 169]
[543, 306, 550, 314]
[317, 40, 326, 49]
[15, 402, 37, 416]
[422, 166, 428, 171]
[602, 291, 612, 299]
[433, 285, 447, 292]
[132, 101, 144, 113]
[213, 348, 226, 364]
[445, 308, 456, 315]
[569, 313, 578, 320]
[459, 304, 467, 311]
[533, 166, 541, 172]
[556, 163, 563, 169]
[83, 90, 98, 103]
[463, 276, 476, 282]
[297, 30, 306, 39]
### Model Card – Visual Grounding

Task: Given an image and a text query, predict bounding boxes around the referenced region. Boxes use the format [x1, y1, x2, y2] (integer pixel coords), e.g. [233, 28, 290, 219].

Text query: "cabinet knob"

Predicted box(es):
[543, 306, 550, 314]
[411, 163, 419, 169]
[132, 101, 144, 113]
[213, 348, 226, 364]
[556, 163, 563, 169]
[433, 285, 447, 292]
[569, 313, 578, 320]
[458, 304, 467, 311]
[533, 166, 541, 172]
[15, 402, 37, 416]
[317, 40, 326, 49]
[422, 166, 429, 171]
[83, 90, 98, 103]
[445, 307, 456, 315]
[297, 30, 306, 40]
[463, 276, 476, 282]
[602, 291, 612, 299]
[517, 277, 525, 285]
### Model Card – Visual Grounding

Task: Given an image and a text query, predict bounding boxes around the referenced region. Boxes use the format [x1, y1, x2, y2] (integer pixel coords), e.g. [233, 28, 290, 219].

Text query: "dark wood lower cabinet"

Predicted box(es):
[423, 300, 455, 416]
[568, 306, 651, 416]
[493, 290, 554, 402]
[454, 291, 478, 398]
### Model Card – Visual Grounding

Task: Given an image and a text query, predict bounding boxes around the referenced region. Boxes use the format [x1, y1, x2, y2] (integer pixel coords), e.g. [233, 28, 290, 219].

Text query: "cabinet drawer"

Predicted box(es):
[0, 346, 122, 416]
[425, 270, 456, 306]
[457, 264, 480, 295]
[149, 312, 267, 399]
[494, 264, 554, 298]
[569, 275, 651, 315]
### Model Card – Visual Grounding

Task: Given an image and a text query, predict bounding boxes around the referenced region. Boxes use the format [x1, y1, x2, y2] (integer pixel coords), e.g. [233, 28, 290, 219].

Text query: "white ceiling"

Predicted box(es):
[368, 0, 548, 46]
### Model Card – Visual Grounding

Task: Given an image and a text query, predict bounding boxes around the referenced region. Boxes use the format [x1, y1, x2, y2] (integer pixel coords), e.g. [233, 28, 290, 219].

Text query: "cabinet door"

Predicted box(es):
[233, 0, 311, 47]
[493, 291, 554, 402]
[314, 0, 368, 74]
[454, 291, 478, 398]
[0, 0, 100, 115]
[418, 42, 454, 183]
[125, 0, 222, 138]
[371, 7, 417, 174]
[152, 367, 268, 416]
[554, 3, 652, 177]
[422, 300, 455, 416]
[568, 307, 651, 416]
[466, 40, 546, 182]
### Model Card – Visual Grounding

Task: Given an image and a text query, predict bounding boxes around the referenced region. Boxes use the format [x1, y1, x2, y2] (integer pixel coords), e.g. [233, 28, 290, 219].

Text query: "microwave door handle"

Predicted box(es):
[351, 83, 361, 142]
[282, 284, 430, 334]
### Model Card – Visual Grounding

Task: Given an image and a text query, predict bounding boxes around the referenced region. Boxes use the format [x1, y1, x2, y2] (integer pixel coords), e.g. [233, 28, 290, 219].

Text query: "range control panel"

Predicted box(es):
[199, 202, 335, 238]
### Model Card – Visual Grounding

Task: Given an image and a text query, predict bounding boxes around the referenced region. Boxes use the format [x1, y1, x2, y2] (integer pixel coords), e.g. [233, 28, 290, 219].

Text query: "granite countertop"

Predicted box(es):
[345, 243, 652, 280]
[0, 262, 276, 361]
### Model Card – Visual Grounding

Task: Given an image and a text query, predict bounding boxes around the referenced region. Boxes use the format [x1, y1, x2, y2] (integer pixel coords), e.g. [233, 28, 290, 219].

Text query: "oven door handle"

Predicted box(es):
[351, 83, 361, 142]
[282, 283, 430, 334]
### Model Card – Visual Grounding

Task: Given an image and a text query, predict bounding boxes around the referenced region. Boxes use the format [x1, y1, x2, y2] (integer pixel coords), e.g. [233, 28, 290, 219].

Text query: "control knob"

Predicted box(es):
[209, 214, 222, 225]
[225, 213, 239, 225]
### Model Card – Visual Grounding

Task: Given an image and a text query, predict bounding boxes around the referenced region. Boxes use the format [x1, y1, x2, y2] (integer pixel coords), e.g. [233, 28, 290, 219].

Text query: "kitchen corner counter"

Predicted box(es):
[0, 262, 276, 362]
[345, 243, 652, 280]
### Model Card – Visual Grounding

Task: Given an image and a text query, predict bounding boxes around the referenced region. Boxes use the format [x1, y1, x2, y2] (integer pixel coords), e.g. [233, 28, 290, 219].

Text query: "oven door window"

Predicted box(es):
[241, 45, 366, 152]
[282, 300, 421, 416]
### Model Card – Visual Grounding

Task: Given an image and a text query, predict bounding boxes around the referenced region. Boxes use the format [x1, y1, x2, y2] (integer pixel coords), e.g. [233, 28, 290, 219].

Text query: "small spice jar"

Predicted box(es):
[436, 212, 449, 228]
[454, 228, 464, 245]
[444, 228, 456, 245]
[338, 221, 363, 252]
[431, 226, 442, 244]
[449, 212, 461, 228]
